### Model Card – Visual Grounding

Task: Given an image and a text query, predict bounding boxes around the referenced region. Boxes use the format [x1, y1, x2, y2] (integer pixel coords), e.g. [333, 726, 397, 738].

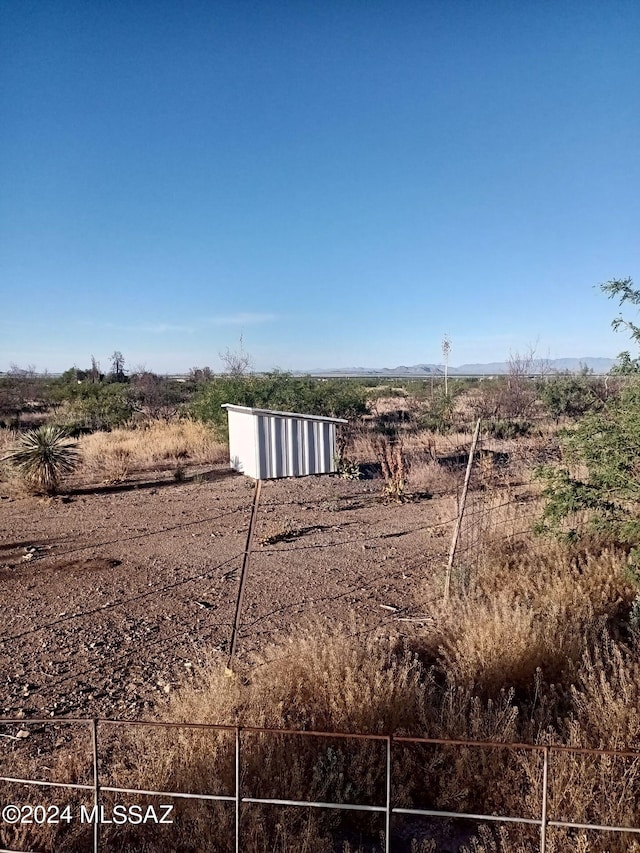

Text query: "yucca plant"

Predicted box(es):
[2, 425, 80, 493]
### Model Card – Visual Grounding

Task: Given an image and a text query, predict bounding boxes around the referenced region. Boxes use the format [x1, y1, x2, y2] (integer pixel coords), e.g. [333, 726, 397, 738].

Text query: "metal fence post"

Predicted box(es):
[444, 417, 481, 602]
[235, 726, 241, 853]
[385, 736, 391, 853]
[227, 479, 262, 672]
[91, 718, 100, 853]
[540, 746, 549, 853]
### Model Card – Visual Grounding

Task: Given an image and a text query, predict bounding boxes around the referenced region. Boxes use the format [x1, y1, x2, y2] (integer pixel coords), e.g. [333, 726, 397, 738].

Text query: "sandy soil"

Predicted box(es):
[0, 466, 453, 721]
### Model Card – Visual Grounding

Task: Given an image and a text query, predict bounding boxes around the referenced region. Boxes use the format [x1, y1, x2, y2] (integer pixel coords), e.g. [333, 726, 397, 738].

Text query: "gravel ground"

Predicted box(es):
[0, 465, 452, 721]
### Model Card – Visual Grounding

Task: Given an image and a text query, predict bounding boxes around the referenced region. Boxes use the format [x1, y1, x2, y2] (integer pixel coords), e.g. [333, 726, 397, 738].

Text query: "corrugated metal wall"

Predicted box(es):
[255, 414, 337, 479]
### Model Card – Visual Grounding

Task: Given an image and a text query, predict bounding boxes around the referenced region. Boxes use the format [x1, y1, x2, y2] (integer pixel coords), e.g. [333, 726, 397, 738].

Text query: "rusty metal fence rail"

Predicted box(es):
[1, 718, 640, 852]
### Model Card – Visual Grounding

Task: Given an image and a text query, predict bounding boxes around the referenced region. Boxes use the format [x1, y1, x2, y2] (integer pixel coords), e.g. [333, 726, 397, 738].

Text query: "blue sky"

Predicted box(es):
[1, 1, 639, 373]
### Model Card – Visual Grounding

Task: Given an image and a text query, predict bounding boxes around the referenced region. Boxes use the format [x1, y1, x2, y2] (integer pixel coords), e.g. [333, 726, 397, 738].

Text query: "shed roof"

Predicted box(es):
[221, 404, 348, 424]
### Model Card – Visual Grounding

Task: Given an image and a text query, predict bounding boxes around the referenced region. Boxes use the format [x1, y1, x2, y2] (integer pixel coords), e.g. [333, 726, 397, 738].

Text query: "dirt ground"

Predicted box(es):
[0, 465, 454, 721]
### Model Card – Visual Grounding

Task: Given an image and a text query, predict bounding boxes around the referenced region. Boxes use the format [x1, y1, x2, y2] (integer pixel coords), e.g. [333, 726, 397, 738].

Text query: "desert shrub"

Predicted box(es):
[601, 277, 640, 375]
[127, 372, 189, 419]
[534, 634, 640, 852]
[536, 381, 640, 543]
[102, 625, 423, 852]
[191, 373, 368, 435]
[417, 537, 635, 702]
[564, 632, 640, 750]
[539, 372, 604, 419]
[483, 418, 533, 439]
[398, 377, 474, 402]
[417, 389, 459, 433]
[120, 598, 639, 851]
[0, 367, 49, 427]
[334, 452, 362, 480]
[1, 424, 80, 493]
[478, 376, 538, 419]
[54, 382, 136, 432]
[105, 627, 531, 850]
[470, 352, 540, 420]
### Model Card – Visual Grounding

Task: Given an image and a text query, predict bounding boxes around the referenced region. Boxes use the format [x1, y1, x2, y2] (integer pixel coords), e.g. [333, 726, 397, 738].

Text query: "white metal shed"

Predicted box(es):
[222, 404, 348, 479]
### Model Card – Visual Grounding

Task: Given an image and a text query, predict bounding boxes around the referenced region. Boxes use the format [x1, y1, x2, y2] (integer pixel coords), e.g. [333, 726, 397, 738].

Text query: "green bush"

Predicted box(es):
[191, 372, 368, 435]
[417, 385, 468, 433]
[484, 418, 533, 439]
[536, 381, 640, 543]
[56, 383, 135, 432]
[539, 372, 604, 419]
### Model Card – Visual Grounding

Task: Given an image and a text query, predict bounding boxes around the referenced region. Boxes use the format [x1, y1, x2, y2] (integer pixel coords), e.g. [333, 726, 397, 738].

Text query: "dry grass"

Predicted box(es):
[99, 624, 424, 852]
[344, 424, 470, 496]
[403, 429, 473, 456]
[0, 429, 18, 483]
[405, 457, 462, 494]
[0, 428, 32, 496]
[119, 537, 640, 847]
[404, 530, 640, 852]
[419, 540, 636, 697]
[118, 570, 640, 850]
[344, 426, 380, 467]
[345, 414, 552, 499]
[78, 419, 226, 482]
[167, 622, 422, 733]
[368, 395, 412, 416]
[458, 824, 640, 853]
[5, 583, 640, 851]
[0, 428, 17, 453]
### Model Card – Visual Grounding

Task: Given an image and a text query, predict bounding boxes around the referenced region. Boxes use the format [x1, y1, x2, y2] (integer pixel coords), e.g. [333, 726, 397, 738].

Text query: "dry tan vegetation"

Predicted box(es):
[345, 424, 471, 495]
[112, 540, 640, 849]
[0, 428, 16, 480]
[0, 428, 31, 495]
[0, 428, 17, 454]
[78, 419, 226, 482]
[129, 533, 638, 852]
[420, 541, 635, 698]
[405, 456, 462, 495]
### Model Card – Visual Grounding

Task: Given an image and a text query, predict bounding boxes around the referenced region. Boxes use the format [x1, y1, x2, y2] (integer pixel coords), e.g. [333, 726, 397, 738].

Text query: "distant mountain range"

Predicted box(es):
[304, 357, 617, 377]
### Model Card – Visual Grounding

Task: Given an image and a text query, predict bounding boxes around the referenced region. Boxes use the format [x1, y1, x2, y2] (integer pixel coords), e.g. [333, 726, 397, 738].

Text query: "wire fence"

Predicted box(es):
[422, 416, 549, 598]
[1, 717, 640, 852]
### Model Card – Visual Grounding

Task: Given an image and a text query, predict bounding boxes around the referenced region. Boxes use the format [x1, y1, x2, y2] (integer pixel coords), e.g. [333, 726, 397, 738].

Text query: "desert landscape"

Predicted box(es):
[1, 365, 639, 852]
[4, 1, 639, 847]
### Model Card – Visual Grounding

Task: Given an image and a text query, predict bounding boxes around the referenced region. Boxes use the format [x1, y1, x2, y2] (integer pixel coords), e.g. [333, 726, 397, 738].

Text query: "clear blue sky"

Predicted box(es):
[1, 1, 639, 373]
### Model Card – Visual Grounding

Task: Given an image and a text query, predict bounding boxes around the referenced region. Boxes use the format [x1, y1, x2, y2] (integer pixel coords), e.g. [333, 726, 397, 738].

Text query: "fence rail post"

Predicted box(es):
[385, 736, 392, 853]
[540, 746, 549, 853]
[91, 718, 100, 853]
[235, 726, 241, 853]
